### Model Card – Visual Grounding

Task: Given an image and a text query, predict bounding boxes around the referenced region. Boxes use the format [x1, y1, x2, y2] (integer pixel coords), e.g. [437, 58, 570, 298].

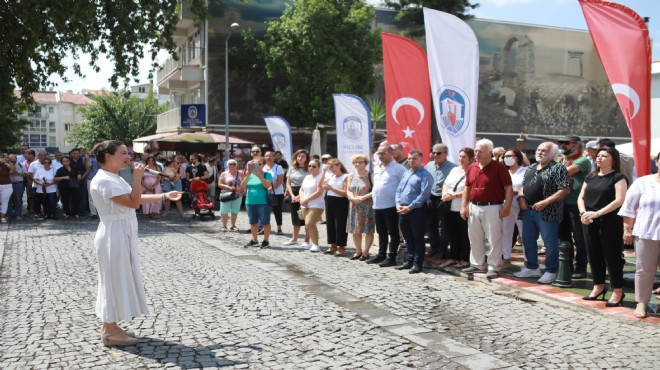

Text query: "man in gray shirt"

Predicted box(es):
[424, 143, 456, 260]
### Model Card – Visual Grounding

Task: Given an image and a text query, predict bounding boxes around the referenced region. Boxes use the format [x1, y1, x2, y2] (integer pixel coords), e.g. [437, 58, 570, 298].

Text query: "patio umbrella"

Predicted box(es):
[310, 129, 322, 158]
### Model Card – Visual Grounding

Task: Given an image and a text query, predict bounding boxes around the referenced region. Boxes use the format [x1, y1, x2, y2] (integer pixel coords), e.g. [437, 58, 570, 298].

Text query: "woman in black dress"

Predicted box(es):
[577, 147, 628, 307]
[55, 157, 81, 219]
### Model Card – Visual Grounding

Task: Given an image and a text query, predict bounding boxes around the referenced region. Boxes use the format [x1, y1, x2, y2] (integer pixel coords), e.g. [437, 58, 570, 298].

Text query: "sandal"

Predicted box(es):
[439, 260, 456, 268]
[634, 303, 648, 319]
[359, 255, 370, 261]
[350, 254, 362, 260]
[229, 226, 238, 231]
[222, 226, 228, 232]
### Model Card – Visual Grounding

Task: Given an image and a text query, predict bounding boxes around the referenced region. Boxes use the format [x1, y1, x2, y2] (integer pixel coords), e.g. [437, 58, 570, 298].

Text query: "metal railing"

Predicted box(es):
[157, 47, 204, 84]
[156, 107, 181, 132]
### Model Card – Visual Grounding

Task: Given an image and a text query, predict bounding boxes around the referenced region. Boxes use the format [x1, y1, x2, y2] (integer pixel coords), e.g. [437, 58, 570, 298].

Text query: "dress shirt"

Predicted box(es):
[395, 167, 433, 210]
[372, 161, 406, 209]
[425, 160, 457, 196]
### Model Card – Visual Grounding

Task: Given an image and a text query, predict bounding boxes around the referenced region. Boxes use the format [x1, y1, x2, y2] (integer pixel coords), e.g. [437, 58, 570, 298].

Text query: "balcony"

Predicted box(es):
[157, 47, 205, 94]
[156, 107, 181, 133]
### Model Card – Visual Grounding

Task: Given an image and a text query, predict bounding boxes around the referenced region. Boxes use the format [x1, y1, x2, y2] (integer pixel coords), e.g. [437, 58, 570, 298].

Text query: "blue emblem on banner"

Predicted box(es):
[342, 116, 363, 142]
[271, 133, 286, 150]
[438, 86, 469, 137]
[181, 104, 206, 128]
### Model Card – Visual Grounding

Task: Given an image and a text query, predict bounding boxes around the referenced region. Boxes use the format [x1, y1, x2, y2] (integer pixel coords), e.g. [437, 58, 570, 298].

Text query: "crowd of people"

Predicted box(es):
[1, 135, 658, 320]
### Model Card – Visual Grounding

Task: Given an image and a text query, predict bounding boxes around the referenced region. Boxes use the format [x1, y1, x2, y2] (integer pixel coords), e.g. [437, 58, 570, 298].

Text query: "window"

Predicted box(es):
[63, 107, 73, 116]
[139, 86, 146, 93]
[48, 106, 54, 114]
[27, 134, 47, 148]
[29, 120, 48, 132]
[64, 123, 73, 131]
[49, 121, 56, 132]
[49, 136, 57, 146]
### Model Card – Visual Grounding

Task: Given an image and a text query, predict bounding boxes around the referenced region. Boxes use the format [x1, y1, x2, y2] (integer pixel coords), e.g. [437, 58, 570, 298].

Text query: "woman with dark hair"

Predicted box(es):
[141, 156, 162, 218]
[500, 148, 527, 266]
[440, 148, 474, 268]
[618, 151, 660, 318]
[578, 147, 628, 307]
[161, 160, 185, 218]
[284, 149, 310, 246]
[240, 156, 273, 248]
[264, 151, 286, 235]
[90, 140, 182, 347]
[55, 156, 81, 219]
[322, 158, 350, 256]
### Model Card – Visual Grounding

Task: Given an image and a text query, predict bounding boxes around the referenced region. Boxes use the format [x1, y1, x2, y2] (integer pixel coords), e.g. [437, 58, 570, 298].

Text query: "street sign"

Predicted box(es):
[181, 104, 206, 128]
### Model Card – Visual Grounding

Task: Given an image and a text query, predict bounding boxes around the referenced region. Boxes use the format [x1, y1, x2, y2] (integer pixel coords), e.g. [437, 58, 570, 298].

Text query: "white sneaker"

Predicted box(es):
[513, 267, 542, 278]
[300, 241, 310, 248]
[282, 240, 298, 246]
[309, 244, 320, 252]
[538, 272, 557, 284]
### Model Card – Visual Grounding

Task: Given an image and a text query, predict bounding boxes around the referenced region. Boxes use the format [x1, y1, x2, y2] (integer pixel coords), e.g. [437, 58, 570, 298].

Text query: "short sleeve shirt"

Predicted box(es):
[522, 161, 570, 222]
[465, 160, 512, 203]
[245, 172, 273, 205]
[563, 156, 592, 205]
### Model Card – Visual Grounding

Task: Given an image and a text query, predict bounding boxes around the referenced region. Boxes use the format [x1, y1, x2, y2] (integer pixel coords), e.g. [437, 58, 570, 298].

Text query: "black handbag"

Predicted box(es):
[219, 190, 237, 202]
[268, 182, 279, 207]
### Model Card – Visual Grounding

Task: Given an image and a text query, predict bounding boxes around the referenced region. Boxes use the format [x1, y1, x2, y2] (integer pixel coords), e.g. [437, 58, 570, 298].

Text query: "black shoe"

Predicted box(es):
[409, 265, 423, 274]
[365, 255, 385, 264]
[572, 271, 587, 279]
[244, 240, 259, 248]
[260, 240, 270, 248]
[583, 287, 608, 301]
[378, 258, 397, 268]
[395, 262, 413, 270]
[605, 293, 625, 307]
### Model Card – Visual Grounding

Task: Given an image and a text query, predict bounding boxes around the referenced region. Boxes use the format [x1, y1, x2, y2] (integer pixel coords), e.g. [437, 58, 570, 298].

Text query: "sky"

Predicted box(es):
[50, 0, 659, 93]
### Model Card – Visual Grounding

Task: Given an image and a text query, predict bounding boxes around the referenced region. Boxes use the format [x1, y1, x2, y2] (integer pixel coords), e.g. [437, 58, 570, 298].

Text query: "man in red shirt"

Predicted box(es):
[460, 139, 513, 278]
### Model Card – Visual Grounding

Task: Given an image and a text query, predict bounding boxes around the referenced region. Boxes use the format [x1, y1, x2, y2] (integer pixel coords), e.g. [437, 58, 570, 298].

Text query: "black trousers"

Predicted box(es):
[427, 196, 450, 257]
[290, 186, 305, 226]
[375, 207, 400, 258]
[583, 213, 625, 288]
[326, 196, 349, 246]
[60, 187, 80, 216]
[559, 203, 588, 272]
[446, 211, 471, 262]
[271, 194, 284, 226]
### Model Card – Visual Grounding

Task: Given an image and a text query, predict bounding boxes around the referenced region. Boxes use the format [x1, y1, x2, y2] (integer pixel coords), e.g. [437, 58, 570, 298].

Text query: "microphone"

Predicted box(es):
[145, 168, 169, 177]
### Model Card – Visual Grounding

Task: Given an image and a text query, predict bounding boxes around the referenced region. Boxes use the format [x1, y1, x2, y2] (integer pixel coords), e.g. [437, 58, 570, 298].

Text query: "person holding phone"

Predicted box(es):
[241, 156, 273, 248]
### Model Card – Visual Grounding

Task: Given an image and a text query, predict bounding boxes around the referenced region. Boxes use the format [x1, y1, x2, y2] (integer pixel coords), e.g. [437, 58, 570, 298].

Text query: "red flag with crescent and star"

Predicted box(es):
[382, 32, 431, 163]
[579, 0, 651, 176]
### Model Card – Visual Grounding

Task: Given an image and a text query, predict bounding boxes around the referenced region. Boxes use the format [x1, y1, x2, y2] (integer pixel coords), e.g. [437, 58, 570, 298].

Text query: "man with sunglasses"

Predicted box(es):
[424, 143, 456, 261]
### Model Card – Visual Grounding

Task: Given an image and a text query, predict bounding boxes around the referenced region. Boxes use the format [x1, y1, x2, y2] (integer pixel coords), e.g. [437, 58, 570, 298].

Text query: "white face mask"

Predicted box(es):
[503, 157, 516, 167]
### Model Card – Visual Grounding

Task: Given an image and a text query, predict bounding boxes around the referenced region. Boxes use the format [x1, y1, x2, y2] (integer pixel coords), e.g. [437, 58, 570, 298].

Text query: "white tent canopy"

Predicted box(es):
[616, 138, 660, 159]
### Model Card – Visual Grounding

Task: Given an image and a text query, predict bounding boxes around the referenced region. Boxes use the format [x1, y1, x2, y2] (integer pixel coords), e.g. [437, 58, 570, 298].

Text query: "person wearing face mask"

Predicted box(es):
[499, 149, 527, 268]
[557, 135, 592, 279]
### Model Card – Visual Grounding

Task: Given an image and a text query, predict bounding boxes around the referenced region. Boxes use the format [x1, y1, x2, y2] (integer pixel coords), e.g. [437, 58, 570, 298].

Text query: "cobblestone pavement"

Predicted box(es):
[0, 211, 658, 369]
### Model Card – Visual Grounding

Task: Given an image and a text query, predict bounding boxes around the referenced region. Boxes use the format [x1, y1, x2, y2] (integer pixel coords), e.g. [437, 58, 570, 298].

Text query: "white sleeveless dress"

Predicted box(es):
[90, 169, 149, 322]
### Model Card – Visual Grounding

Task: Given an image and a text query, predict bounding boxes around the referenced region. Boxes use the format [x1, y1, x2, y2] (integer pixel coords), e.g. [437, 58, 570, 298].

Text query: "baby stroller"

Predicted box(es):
[189, 179, 215, 220]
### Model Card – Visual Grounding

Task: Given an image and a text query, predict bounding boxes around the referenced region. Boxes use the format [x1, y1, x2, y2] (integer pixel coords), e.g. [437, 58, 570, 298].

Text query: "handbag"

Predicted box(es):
[219, 190, 237, 202]
[268, 181, 278, 207]
[297, 208, 305, 220]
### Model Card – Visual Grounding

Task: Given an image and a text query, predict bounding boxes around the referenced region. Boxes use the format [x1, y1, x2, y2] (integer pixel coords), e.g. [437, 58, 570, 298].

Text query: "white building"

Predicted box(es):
[18, 91, 94, 153]
[129, 83, 170, 107]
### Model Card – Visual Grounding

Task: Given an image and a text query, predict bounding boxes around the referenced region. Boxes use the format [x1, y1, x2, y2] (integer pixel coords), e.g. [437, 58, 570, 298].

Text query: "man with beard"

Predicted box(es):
[514, 142, 570, 284]
[557, 135, 592, 279]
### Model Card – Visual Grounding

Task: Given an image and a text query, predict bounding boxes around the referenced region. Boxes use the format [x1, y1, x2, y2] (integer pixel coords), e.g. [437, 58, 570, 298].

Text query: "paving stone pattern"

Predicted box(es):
[0, 213, 658, 369]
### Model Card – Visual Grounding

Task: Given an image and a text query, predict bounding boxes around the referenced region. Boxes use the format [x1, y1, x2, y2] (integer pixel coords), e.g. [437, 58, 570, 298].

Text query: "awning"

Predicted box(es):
[157, 132, 253, 145]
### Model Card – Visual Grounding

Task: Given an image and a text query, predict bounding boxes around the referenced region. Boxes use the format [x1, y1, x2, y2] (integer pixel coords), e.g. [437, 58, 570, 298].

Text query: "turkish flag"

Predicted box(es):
[382, 32, 431, 163]
[579, 0, 652, 176]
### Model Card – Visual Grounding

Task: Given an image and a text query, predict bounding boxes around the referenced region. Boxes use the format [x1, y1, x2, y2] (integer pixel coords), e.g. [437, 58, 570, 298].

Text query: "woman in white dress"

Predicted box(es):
[90, 140, 182, 347]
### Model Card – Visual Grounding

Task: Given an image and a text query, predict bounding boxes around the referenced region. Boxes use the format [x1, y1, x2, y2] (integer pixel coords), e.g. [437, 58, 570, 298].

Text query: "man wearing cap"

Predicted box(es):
[584, 140, 598, 172]
[557, 134, 591, 279]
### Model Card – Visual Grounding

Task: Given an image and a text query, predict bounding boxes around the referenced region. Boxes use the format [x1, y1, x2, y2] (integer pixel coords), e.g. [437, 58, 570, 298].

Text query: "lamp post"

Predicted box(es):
[224, 22, 240, 164]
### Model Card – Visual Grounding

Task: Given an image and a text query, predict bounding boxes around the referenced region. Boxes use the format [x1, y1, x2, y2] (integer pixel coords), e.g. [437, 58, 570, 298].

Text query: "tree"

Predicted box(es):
[383, 0, 479, 30]
[0, 103, 30, 152]
[256, 0, 381, 127]
[68, 91, 168, 150]
[1, 0, 212, 116]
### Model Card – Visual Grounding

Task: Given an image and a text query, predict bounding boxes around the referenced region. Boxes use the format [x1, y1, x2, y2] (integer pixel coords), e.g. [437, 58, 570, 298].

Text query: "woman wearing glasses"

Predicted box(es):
[299, 159, 325, 252]
[240, 156, 273, 248]
[346, 154, 375, 260]
[218, 159, 243, 231]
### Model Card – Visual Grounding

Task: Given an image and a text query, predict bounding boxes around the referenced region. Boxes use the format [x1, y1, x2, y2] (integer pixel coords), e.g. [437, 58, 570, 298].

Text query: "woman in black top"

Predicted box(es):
[55, 157, 81, 219]
[577, 147, 628, 307]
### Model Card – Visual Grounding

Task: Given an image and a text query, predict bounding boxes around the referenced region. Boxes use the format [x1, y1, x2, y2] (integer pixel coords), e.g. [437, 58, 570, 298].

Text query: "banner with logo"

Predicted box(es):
[333, 94, 372, 174]
[382, 32, 432, 163]
[181, 104, 206, 128]
[579, 0, 651, 176]
[424, 8, 478, 164]
[264, 116, 293, 164]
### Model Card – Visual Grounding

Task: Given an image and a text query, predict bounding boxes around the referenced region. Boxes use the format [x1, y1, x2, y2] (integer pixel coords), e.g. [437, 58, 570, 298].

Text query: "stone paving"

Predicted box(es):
[0, 211, 658, 369]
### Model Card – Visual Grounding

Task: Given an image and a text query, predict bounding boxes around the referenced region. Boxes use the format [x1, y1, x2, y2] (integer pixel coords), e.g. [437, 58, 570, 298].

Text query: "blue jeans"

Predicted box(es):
[523, 210, 559, 273]
[8, 182, 25, 218]
[246, 203, 271, 225]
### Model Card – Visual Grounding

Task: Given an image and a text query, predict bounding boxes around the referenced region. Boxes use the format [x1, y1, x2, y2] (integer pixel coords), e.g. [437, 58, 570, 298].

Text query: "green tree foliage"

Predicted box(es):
[256, 0, 381, 127]
[0, 103, 30, 152]
[68, 92, 168, 150]
[1, 0, 212, 116]
[384, 0, 479, 29]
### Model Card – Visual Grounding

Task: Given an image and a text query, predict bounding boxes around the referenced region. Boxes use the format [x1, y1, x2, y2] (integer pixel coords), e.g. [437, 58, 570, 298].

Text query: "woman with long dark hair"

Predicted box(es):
[55, 156, 81, 219]
[577, 147, 628, 307]
[322, 158, 350, 257]
[284, 150, 310, 246]
[90, 140, 181, 346]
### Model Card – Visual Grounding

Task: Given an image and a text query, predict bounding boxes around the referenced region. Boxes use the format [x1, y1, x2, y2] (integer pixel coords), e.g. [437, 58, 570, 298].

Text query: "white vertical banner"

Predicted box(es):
[424, 7, 479, 164]
[333, 94, 372, 174]
[264, 116, 293, 164]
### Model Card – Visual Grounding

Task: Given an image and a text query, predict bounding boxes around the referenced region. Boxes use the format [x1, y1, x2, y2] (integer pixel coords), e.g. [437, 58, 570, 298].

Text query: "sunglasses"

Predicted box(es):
[308, 165, 318, 168]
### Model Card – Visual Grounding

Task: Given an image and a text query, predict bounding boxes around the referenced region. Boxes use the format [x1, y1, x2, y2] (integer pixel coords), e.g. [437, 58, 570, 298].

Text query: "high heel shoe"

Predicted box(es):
[583, 287, 608, 301]
[605, 292, 625, 307]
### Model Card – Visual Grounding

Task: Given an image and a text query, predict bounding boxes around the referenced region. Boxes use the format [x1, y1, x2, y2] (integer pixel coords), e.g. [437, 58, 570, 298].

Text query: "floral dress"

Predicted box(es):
[347, 173, 375, 234]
